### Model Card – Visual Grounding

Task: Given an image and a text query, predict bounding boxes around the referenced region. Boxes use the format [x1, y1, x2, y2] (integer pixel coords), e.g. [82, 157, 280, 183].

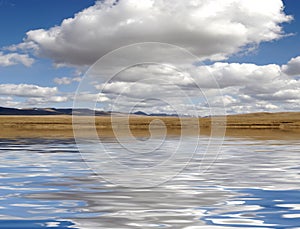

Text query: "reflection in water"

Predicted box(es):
[0, 138, 299, 228]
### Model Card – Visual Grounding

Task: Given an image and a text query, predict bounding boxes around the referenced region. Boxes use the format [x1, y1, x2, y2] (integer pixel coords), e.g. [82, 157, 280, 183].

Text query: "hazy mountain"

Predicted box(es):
[0, 107, 180, 116]
[0, 107, 111, 116]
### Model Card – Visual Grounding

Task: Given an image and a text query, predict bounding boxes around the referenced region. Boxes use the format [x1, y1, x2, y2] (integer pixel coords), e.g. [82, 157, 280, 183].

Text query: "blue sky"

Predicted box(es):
[0, 0, 95, 94]
[0, 0, 300, 114]
[227, 0, 300, 65]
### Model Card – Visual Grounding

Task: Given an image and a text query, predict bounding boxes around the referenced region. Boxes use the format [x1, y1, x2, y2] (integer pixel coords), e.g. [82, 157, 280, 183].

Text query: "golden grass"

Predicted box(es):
[0, 112, 299, 139]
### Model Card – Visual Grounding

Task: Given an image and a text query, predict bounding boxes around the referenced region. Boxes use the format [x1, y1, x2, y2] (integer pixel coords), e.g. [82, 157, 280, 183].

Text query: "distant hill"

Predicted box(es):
[0, 107, 112, 116]
[148, 113, 179, 117]
[132, 111, 179, 117]
[133, 111, 149, 116]
[0, 107, 183, 116]
[0, 107, 180, 116]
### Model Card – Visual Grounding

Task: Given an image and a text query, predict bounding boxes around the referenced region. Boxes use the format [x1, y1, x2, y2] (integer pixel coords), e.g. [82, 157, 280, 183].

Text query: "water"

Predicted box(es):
[0, 137, 300, 228]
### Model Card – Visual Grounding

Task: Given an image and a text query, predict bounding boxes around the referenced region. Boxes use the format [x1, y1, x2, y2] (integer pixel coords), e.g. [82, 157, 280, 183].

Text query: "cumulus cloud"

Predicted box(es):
[2, 0, 298, 114]
[0, 96, 21, 107]
[25, 96, 69, 106]
[82, 55, 300, 115]
[0, 84, 58, 97]
[0, 52, 34, 67]
[194, 62, 281, 88]
[282, 56, 300, 76]
[54, 76, 81, 85]
[9, 0, 291, 66]
[1, 57, 300, 114]
[0, 84, 72, 107]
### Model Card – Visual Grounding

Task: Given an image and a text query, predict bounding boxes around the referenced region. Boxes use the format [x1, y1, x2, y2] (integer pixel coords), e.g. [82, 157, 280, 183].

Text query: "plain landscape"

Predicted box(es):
[1, 108, 299, 139]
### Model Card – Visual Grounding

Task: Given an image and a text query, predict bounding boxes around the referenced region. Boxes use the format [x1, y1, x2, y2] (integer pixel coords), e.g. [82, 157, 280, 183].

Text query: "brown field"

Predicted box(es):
[0, 112, 299, 139]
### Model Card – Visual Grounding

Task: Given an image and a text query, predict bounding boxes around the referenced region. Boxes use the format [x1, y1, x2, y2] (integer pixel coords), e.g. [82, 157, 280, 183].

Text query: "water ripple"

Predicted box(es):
[0, 137, 299, 228]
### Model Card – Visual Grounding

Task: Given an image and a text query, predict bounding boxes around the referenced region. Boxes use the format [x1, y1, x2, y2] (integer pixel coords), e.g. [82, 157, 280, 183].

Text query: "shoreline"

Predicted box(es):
[0, 112, 299, 139]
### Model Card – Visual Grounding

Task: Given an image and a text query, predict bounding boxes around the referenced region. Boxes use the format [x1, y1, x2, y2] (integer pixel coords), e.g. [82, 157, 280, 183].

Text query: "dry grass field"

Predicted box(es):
[0, 112, 299, 139]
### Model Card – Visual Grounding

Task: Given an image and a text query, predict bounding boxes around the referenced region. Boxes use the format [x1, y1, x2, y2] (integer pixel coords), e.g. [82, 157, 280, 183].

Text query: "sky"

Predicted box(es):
[0, 0, 300, 115]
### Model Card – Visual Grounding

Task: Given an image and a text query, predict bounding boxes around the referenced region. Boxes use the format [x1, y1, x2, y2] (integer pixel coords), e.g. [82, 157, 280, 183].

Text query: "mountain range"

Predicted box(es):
[0, 107, 178, 116]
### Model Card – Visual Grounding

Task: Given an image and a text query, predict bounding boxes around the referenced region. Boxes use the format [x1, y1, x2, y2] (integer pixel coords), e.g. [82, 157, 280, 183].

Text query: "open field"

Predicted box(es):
[0, 112, 299, 139]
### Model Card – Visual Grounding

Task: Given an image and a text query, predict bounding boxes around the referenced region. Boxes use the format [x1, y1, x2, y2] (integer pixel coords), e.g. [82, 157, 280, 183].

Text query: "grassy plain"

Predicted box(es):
[0, 112, 299, 139]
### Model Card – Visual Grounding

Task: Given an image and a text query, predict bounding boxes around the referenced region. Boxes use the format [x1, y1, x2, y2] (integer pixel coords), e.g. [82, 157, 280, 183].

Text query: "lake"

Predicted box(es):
[0, 136, 300, 228]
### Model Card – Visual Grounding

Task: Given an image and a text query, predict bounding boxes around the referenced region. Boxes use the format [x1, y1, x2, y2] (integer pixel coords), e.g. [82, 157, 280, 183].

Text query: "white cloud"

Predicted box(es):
[282, 56, 300, 76]
[73, 92, 109, 103]
[195, 62, 281, 88]
[26, 96, 69, 105]
[274, 89, 300, 100]
[0, 52, 34, 67]
[9, 0, 291, 66]
[84, 56, 300, 115]
[0, 84, 58, 97]
[0, 96, 21, 108]
[1, 0, 298, 114]
[1, 56, 299, 114]
[0, 84, 72, 107]
[54, 77, 81, 85]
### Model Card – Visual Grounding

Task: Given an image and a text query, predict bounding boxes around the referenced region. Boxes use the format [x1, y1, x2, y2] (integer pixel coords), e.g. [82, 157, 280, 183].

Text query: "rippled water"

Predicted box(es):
[0, 137, 300, 228]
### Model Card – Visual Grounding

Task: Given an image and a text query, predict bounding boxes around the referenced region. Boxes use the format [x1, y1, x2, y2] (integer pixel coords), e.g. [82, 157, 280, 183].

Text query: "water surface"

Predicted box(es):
[0, 137, 300, 228]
